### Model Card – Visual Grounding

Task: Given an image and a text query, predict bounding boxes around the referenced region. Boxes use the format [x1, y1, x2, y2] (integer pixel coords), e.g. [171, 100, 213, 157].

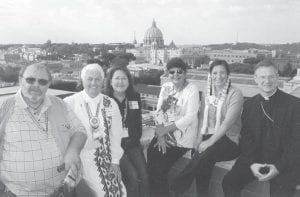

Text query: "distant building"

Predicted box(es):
[128, 20, 190, 65]
[135, 84, 161, 111]
[206, 49, 256, 64]
[283, 68, 300, 96]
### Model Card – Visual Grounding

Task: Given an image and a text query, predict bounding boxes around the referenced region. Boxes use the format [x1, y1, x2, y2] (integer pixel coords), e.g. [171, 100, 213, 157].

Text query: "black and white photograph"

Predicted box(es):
[0, 0, 300, 197]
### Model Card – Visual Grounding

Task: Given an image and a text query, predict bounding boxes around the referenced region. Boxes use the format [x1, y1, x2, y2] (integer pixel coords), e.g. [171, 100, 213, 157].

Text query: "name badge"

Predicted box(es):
[128, 101, 139, 109]
[122, 127, 129, 138]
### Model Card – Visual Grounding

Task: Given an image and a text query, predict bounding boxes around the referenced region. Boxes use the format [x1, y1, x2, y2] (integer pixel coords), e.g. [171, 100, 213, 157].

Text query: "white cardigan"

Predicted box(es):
[156, 82, 200, 148]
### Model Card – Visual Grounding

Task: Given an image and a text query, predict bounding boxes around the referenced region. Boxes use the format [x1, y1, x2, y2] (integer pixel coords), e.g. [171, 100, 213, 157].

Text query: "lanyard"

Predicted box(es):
[122, 98, 128, 128]
[26, 109, 48, 132]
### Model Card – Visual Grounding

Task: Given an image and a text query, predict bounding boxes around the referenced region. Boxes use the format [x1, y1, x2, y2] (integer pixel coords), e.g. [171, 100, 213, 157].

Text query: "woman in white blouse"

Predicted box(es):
[64, 64, 126, 197]
[147, 57, 200, 197]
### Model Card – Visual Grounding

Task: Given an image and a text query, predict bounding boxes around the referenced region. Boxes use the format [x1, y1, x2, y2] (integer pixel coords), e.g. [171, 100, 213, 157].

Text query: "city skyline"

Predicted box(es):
[0, 0, 299, 45]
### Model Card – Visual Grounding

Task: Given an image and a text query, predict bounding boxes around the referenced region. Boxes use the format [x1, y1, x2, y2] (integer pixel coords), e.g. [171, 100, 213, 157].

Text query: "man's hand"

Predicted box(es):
[154, 136, 169, 154]
[108, 163, 122, 182]
[61, 150, 82, 191]
[250, 163, 266, 180]
[258, 164, 279, 181]
[64, 150, 81, 172]
[198, 139, 213, 153]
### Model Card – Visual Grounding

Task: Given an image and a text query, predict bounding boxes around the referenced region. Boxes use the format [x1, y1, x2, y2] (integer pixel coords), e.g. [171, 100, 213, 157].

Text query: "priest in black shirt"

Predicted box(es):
[222, 59, 300, 197]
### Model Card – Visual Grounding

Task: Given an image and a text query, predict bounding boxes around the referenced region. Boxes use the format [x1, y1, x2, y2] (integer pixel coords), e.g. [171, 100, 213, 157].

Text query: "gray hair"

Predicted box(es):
[81, 63, 105, 81]
[19, 62, 52, 81]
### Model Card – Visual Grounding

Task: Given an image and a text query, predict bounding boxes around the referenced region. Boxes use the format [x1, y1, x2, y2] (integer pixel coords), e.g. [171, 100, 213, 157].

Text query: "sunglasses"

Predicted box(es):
[168, 70, 184, 75]
[24, 77, 49, 86]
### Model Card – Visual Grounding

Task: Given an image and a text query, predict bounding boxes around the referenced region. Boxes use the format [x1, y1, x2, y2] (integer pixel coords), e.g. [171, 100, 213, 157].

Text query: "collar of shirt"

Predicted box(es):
[15, 89, 52, 114]
[82, 90, 102, 105]
[82, 91, 102, 115]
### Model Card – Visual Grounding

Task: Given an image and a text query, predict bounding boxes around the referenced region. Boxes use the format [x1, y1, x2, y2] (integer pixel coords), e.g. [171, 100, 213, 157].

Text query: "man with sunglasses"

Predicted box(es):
[222, 59, 300, 197]
[0, 62, 87, 197]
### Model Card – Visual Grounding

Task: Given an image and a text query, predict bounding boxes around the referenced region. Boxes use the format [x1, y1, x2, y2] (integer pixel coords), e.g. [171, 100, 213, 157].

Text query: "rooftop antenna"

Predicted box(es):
[236, 32, 239, 44]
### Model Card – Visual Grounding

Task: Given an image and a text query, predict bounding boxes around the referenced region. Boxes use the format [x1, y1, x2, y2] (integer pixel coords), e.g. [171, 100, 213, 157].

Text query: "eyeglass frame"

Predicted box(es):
[112, 77, 129, 82]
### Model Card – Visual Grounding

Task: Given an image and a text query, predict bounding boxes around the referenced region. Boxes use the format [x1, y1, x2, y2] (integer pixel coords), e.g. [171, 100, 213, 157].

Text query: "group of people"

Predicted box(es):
[0, 56, 299, 197]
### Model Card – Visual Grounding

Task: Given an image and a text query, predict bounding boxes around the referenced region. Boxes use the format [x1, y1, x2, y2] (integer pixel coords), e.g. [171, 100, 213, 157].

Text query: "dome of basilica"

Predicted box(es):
[143, 20, 164, 48]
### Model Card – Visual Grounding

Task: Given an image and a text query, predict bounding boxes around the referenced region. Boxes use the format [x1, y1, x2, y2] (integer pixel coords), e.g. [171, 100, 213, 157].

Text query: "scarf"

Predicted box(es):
[200, 74, 231, 134]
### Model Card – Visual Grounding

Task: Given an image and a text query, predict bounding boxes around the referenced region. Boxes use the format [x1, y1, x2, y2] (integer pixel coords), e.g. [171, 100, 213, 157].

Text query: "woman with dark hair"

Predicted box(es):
[170, 59, 244, 196]
[147, 57, 200, 197]
[104, 66, 149, 197]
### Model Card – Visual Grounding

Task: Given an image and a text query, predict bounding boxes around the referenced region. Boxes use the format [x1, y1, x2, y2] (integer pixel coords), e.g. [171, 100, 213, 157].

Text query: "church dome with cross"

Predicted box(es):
[143, 20, 164, 48]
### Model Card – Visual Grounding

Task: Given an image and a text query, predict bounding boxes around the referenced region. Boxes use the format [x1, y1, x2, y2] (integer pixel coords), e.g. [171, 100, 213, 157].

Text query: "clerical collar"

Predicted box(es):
[82, 90, 101, 104]
[260, 89, 278, 101]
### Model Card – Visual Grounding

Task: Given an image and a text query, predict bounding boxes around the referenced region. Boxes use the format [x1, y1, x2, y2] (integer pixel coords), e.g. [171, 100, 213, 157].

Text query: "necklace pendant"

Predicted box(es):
[90, 116, 100, 129]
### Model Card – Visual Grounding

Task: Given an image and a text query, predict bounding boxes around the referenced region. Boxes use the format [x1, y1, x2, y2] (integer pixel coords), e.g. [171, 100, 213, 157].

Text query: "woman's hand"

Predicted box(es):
[155, 124, 166, 138]
[198, 139, 213, 153]
[194, 135, 203, 150]
[154, 136, 169, 154]
[108, 163, 122, 182]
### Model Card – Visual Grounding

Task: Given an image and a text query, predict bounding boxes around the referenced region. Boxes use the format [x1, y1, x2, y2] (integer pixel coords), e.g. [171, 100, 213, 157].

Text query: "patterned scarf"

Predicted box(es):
[200, 74, 231, 134]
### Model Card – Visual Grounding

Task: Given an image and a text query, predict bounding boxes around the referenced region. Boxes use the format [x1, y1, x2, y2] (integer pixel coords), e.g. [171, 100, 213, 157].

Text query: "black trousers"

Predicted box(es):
[222, 158, 299, 197]
[120, 146, 150, 197]
[147, 137, 190, 197]
[170, 135, 239, 197]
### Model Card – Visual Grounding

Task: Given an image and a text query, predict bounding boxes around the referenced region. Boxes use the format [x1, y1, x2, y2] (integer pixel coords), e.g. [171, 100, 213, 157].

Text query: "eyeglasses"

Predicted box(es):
[24, 77, 49, 86]
[113, 77, 128, 81]
[168, 70, 184, 75]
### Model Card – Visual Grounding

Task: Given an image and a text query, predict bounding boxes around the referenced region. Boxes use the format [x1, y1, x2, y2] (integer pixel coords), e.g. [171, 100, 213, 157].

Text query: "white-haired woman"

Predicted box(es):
[64, 64, 127, 197]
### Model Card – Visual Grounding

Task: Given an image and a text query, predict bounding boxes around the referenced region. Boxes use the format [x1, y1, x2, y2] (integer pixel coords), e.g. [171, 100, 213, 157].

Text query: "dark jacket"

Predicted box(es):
[238, 89, 300, 172]
[112, 91, 143, 152]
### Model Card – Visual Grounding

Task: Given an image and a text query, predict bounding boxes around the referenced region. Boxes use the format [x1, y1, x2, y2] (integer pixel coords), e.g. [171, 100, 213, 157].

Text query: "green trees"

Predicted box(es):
[280, 61, 293, 77]
[133, 69, 164, 85]
[0, 66, 21, 83]
[243, 57, 261, 65]
[229, 63, 254, 74]
[194, 55, 210, 68]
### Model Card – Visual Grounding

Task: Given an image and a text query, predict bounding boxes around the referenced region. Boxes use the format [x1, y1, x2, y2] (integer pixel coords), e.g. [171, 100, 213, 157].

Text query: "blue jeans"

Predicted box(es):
[120, 146, 150, 197]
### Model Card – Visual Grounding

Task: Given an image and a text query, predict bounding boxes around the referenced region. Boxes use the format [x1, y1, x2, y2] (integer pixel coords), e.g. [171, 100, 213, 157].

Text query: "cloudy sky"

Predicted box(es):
[0, 0, 299, 45]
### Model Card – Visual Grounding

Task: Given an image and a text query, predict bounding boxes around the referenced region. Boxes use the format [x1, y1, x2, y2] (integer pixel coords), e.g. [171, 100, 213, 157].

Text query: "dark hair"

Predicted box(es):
[103, 66, 136, 97]
[19, 62, 52, 81]
[209, 60, 230, 75]
[166, 57, 187, 71]
[254, 59, 278, 73]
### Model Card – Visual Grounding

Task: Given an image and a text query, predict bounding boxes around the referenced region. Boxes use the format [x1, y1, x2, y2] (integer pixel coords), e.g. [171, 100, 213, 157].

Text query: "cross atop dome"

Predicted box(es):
[152, 19, 157, 28]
